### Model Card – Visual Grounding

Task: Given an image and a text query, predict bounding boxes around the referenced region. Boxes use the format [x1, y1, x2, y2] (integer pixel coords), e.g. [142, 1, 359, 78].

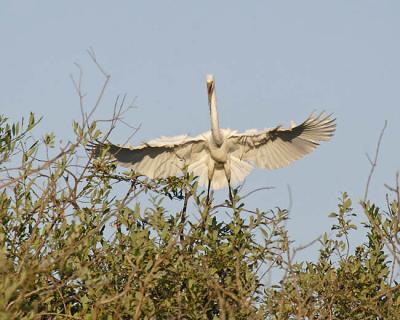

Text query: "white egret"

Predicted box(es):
[90, 75, 336, 200]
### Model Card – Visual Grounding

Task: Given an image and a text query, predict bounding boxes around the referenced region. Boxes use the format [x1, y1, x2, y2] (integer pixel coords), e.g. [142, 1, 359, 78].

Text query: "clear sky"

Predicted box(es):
[1, 1, 399, 257]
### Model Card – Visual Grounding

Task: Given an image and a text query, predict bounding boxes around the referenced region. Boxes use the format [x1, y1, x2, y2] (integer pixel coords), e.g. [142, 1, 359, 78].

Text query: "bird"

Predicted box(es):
[89, 74, 336, 201]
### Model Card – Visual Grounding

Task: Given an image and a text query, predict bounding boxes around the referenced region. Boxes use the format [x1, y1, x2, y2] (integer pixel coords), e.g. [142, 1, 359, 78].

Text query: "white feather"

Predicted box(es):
[91, 76, 336, 195]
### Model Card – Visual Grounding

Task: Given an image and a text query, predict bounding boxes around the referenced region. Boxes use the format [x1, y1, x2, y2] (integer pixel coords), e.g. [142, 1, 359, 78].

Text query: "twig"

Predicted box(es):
[70, 63, 86, 126]
[241, 186, 275, 200]
[86, 48, 111, 124]
[292, 235, 321, 258]
[34, 313, 80, 319]
[97, 271, 136, 306]
[364, 121, 387, 202]
[0, 144, 74, 190]
[384, 171, 400, 221]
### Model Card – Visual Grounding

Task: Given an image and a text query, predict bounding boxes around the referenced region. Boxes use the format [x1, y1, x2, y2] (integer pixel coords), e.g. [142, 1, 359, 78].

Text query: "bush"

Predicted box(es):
[0, 112, 399, 320]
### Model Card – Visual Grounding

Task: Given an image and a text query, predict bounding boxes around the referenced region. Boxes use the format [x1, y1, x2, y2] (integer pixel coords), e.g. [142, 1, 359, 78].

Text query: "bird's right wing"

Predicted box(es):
[88, 134, 208, 179]
[228, 112, 336, 170]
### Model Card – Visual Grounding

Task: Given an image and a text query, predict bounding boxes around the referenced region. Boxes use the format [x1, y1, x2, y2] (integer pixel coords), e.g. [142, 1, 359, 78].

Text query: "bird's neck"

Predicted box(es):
[210, 104, 223, 146]
[208, 81, 223, 146]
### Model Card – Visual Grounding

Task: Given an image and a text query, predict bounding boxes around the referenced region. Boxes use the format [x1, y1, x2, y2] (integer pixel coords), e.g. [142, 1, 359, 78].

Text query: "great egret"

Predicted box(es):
[89, 75, 336, 200]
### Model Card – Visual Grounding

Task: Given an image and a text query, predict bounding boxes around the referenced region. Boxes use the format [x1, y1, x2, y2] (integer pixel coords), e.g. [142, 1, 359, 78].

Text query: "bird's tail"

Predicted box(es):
[189, 155, 252, 190]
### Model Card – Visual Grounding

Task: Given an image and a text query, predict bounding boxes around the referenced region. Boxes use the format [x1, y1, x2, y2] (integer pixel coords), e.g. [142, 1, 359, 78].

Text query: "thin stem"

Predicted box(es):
[364, 121, 387, 202]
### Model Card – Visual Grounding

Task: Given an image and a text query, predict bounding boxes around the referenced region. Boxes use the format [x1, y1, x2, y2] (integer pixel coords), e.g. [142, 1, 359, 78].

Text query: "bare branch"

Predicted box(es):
[70, 63, 86, 126]
[364, 120, 387, 202]
[241, 186, 275, 200]
[86, 48, 111, 124]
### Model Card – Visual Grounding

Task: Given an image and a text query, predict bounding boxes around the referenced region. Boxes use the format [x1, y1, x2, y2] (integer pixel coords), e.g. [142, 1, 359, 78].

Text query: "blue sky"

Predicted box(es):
[1, 1, 399, 256]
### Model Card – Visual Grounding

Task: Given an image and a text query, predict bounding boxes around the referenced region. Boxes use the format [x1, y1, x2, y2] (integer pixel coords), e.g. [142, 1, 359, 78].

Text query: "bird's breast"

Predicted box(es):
[209, 142, 228, 164]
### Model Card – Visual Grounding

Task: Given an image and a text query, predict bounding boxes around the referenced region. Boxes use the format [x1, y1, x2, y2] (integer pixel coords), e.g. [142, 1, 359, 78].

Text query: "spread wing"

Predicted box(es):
[88, 135, 208, 179]
[229, 112, 336, 170]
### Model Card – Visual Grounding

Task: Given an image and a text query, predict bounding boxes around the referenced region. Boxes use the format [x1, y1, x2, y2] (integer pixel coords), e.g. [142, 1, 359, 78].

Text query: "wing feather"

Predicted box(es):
[229, 112, 336, 170]
[88, 135, 208, 179]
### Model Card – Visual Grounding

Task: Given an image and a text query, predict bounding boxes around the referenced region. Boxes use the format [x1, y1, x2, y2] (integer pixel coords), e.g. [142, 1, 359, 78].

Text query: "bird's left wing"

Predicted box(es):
[88, 134, 208, 179]
[228, 112, 336, 170]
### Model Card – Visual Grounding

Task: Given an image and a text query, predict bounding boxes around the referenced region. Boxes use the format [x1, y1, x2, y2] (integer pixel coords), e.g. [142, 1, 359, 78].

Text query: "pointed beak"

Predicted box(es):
[206, 74, 215, 109]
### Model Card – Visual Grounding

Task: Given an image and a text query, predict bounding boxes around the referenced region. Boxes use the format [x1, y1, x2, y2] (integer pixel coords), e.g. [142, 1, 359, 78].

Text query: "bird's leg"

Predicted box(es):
[180, 189, 190, 242]
[206, 179, 211, 205]
[228, 179, 233, 203]
[207, 162, 215, 206]
[224, 161, 233, 204]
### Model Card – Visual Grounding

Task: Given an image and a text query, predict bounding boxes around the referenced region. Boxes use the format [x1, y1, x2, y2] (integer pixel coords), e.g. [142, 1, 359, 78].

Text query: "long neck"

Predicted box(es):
[207, 75, 223, 146]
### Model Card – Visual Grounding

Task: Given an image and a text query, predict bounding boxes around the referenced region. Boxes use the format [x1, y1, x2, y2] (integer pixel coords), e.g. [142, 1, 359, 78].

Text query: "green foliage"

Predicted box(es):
[0, 114, 399, 319]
